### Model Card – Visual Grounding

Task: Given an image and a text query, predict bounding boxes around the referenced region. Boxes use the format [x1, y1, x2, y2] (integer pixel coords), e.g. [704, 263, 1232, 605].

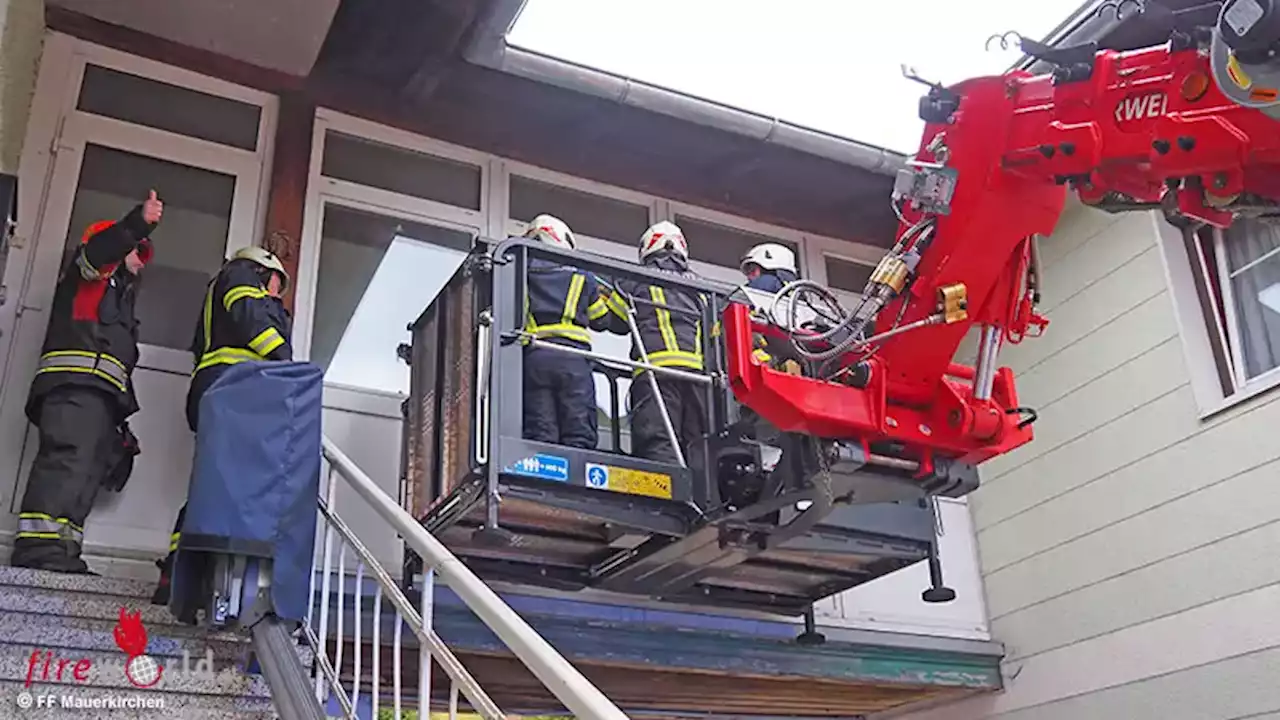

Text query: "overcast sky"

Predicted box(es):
[509, 0, 1087, 155]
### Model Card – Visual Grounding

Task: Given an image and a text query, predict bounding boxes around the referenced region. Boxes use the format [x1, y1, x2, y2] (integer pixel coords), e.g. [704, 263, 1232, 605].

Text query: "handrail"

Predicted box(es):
[315, 494, 504, 719]
[321, 436, 629, 720]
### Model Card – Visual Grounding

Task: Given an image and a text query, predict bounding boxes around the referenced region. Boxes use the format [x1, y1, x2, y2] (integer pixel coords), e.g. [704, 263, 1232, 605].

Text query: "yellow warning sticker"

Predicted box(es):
[585, 463, 672, 500]
[1227, 54, 1252, 90]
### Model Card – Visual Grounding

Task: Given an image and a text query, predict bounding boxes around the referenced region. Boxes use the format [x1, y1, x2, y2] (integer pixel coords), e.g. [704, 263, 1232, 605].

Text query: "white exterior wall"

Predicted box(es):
[891, 201, 1280, 719]
[0, 0, 42, 173]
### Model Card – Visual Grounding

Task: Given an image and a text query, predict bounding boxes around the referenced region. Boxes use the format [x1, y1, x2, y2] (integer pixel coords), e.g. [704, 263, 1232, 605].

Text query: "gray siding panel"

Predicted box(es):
[992, 519, 1280, 660]
[1011, 292, 1179, 409]
[978, 390, 1280, 572]
[995, 647, 1280, 720]
[984, 452, 1280, 618]
[894, 204, 1280, 719]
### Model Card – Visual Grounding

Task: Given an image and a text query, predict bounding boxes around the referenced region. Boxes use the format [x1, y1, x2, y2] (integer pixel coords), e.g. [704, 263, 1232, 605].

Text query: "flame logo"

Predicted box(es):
[113, 607, 163, 688]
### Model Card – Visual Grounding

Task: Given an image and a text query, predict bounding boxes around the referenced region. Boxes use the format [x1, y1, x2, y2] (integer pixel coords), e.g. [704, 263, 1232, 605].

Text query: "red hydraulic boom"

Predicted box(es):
[727, 2, 1280, 477]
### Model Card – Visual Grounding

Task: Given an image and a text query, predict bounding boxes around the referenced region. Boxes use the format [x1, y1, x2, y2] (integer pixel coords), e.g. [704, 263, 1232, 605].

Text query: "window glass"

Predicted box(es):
[674, 214, 798, 274]
[321, 132, 482, 211]
[77, 65, 261, 151]
[1221, 218, 1280, 380]
[825, 255, 875, 294]
[312, 204, 473, 394]
[63, 144, 234, 351]
[509, 176, 649, 244]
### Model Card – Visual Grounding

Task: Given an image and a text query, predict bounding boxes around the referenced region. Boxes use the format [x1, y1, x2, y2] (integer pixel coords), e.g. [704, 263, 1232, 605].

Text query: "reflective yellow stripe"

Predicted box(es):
[562, 274, 585, 326]
[42, 350, 126, 372]
[650, 287, 680, 353]
[605, 291, 628, 317]
[526, 323, 592, 344]
[631, 349, 704, 375]
[36, 350, 129, 393]
[753, 349, 772, 362]
[587, 297, 608, 321]
[17, 513, 83, 542]
[202, 282, 215, 356]
[75, 250, 102, 281]
[196, 347, 265, 372]
[222, 284, 268, 311]
[170, 532, 180, 552]
[248, 327, 285, 356]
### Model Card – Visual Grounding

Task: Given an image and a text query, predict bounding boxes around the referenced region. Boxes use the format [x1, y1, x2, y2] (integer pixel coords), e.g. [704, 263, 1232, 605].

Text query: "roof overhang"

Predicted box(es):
[45, 0, 339, 77]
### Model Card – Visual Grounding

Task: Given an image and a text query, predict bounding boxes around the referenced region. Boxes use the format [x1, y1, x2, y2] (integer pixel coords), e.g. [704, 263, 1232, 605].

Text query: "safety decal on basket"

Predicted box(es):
[585, 463, 673, 500]
[505, 453, 570, 482]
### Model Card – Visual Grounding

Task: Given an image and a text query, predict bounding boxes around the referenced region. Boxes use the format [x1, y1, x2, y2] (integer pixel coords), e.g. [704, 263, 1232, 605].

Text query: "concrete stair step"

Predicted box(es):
[0, 679, 277, 719]
[0, 608, 316, 666]
[0, 643, 274, 699]
[0, 611, 255, 662]
[0, 585, 196, 630]
[0, 566, 157, 600]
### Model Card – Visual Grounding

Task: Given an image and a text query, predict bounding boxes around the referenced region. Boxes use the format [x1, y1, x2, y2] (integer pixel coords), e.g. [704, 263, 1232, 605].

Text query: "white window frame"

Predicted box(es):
[499, 158, 660, 251]
[295, 110, 488, 407]
[1156, 214, 1280, 417]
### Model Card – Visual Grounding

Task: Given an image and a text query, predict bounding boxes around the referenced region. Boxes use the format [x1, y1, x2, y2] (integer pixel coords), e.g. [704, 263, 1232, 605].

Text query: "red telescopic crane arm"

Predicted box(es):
[727, 37, 1280, 471]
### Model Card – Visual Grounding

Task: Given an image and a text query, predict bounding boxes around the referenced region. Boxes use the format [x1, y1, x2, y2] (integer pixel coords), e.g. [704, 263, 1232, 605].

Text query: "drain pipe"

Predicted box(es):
[463, 0, 905, 176]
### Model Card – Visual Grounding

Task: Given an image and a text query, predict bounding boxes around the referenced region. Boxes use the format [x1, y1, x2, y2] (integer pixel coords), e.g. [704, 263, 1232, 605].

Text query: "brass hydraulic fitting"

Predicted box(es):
[870, 255, 910, 294]
[937, 283, 968, 324]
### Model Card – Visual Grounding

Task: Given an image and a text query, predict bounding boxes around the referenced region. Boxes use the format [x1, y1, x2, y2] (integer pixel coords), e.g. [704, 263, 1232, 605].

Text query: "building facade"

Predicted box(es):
[0, 0, 1009, 714]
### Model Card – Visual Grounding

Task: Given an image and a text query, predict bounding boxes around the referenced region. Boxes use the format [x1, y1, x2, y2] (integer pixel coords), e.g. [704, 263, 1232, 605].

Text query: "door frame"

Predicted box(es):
[0, 32, 278, 520]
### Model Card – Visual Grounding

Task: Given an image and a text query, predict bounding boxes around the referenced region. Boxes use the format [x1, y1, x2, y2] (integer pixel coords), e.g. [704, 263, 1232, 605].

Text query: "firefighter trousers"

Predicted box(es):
[522, 346, 599, 449]
[629, 376, 707, 464]
[12, 386, 117, 572]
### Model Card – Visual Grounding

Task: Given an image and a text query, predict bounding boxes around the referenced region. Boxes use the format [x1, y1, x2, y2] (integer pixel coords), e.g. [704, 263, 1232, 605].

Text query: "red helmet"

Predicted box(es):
[82, 220, 152, 265]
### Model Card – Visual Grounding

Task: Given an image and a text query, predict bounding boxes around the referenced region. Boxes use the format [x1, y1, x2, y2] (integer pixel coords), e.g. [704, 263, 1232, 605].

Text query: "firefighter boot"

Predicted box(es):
[151, 555, 172, 606]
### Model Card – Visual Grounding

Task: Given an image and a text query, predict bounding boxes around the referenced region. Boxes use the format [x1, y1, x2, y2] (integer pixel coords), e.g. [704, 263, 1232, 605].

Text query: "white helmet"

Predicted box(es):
[524, 214, 576, 250]
[638, 221, 688, 263]
[231, 246, 289, 288]
[740, 243, 796, 275]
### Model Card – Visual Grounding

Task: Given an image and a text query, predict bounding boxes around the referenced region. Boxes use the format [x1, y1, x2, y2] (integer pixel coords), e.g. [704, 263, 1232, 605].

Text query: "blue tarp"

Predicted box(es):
[174, 361, 323, 624]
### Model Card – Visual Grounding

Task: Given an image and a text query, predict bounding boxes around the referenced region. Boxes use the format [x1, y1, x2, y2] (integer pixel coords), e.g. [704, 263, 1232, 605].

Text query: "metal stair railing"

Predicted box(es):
[303, 435, 628, 720]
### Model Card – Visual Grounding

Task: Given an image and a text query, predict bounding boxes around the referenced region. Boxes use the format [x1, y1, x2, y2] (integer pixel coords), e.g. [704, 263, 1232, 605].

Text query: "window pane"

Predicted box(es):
[674, 215, 797, 273]
[825, 255, 874, 294]
[63, 144, 235, 351]
[77, 65, 261, 151]
[312, 204, 472, 394]
[509, 176, 649, 244]
[591, 330, 634, 453]
[321, 132, 482, 211]
[1223, 219, 1280, 380]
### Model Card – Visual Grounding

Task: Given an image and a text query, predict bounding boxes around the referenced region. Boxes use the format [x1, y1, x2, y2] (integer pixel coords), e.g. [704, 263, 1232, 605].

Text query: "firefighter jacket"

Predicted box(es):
[604, 253, 712, 373]
[746, 269, 798, 364]
[524, 257, 611, 349]
[746, 268, 797, 294]
[187, 258, 293, 429]
[27, 205, 156, 423]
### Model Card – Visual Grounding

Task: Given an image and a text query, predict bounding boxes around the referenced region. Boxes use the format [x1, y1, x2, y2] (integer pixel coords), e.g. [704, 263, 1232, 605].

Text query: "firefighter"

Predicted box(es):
[521, 214, 612, 449]
[739, 242, 799, 367]
[604, 221, 709, 463]
[740, 243, 798, 293]
[152, 245, 292, 605]
[12, 191, 163, 573]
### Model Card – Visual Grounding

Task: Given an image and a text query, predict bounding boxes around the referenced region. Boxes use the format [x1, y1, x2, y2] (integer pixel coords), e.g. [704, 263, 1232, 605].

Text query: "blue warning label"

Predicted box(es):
[505, 453, 570, 482]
